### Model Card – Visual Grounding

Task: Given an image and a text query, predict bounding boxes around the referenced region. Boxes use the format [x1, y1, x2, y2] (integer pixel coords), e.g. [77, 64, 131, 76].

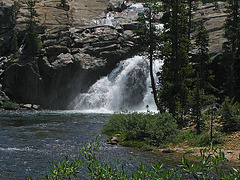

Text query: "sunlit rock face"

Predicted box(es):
[191, 1, 227, 59]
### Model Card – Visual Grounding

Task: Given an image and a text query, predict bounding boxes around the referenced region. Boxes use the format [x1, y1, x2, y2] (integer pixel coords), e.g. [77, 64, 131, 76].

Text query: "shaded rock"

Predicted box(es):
[122, 23, 139, 31]
[32, 104, 40, 110]
[0, 91, 10, 101]
[162, 149, 172, 153]
[51, 53, 74, 68]
[2, 61, 44, 105]
[43, 39, 58, 48]
[45, 46, 70, 56]
[107, 136, 119, 145]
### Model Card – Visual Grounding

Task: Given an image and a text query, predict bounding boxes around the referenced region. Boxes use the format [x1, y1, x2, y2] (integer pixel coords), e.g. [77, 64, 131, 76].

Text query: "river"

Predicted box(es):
[0, 110, 184, 179]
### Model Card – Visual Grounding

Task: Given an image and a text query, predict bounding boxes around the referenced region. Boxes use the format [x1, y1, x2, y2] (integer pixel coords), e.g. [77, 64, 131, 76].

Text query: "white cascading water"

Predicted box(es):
[93, 2, 144, 27]
[70, 56, 163, 113]
[70, 2, 163, 113]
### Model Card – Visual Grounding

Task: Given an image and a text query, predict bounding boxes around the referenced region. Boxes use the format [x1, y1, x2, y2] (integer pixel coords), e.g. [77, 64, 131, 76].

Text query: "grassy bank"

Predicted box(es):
[102, 112, 179, 150]
[103, 112, 213, 149]
[102, 108, 240, 152]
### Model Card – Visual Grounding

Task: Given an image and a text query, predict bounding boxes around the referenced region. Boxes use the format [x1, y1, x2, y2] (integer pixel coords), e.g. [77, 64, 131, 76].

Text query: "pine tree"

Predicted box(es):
[220, 97, 240, 132]
[186, 0, 197, 52]
[191, 78, 204, 134]
[11, 1, 20, 25]
[223, 0, 240, 100]
[10, 33, 18, 54]
[233, 33, 240, 101]
[195, 21, 213, 91]
[223, 0, 239, 54]
[158, 0, 193, 116]
[24, 0, 42, 57]
[192, 21, 214, 133]
[136, 0, 162, 110]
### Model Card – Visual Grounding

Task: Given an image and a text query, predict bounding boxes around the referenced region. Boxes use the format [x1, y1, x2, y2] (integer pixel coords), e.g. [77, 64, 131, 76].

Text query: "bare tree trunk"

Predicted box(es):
[149, 8, 160, 111]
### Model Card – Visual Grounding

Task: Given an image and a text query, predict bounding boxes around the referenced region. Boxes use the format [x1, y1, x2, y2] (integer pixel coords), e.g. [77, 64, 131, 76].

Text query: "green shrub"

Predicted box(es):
[184, 130, 211, 147]
[179, 130, 226, 147]
[3, 101, 19, 110]
[219, 97, 240, 132]
[102, 112, 179, 146]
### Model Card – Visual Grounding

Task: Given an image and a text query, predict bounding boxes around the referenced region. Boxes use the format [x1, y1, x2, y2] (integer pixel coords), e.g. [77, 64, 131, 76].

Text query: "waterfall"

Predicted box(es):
[18, 44, 25, 53]
[93, 2, 144, 27]
[70, 56, 163, 113]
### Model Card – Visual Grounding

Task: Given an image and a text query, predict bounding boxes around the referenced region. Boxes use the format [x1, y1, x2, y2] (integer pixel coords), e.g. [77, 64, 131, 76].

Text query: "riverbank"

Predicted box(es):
[103, 111, 240, 163]
[155, 131, 240, 163]
[156, 131, 240, 163]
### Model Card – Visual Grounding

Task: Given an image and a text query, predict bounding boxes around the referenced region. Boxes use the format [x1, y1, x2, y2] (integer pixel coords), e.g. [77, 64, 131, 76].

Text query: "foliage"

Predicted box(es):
[10, 32, 19, 54]
[102, 112, 179, 146]
[3, 101, 19, 110]
[181, 144, 227, 179]
[190, 81, 205, 134]
[219, 97, 240, 132]
[182, 130, 212, 147]
[223, 0, 239, 53]
[27, 137, 240, 179]
[24, 0, 42, 57]
[135, 0, 162, 110]
[194, 21, 214, 91]
[11, 0, 20, 23]
[158, 0, 194, 116]
[0, 1, 5, 6]
[222, 0, 240, 101]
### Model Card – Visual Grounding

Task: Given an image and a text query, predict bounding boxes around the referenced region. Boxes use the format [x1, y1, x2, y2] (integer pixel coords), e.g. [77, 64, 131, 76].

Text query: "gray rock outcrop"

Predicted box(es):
[192, 1, 227, 59]
[2, 24, 136, 109]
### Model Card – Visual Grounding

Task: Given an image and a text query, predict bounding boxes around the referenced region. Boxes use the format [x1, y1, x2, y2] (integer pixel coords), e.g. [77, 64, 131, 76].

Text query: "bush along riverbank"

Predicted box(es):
[102, 99, 240, 162]
[28, 136, 240, 179]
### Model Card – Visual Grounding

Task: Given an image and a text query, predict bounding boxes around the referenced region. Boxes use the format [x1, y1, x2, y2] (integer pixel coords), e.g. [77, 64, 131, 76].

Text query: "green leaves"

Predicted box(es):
[219, 97, 240, 132]
[181, 145, 237, 179]
[26, 136, 240, 179]
[158, 0, 193, 116]
[44, 156, 83, 179]
[23, 0, 42, 57]
[102, 112, 179, 146]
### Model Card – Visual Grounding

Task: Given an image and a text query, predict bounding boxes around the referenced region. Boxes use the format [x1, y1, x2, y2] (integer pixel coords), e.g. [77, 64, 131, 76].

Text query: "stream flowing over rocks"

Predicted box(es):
[0, 0, 228, 110]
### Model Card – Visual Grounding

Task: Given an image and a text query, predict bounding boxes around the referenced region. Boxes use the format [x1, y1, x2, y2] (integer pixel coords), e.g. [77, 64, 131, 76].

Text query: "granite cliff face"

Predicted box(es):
[1, 0, 139, 109]
[0, 0, 228, 109]
[192, 1, 227, 59]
